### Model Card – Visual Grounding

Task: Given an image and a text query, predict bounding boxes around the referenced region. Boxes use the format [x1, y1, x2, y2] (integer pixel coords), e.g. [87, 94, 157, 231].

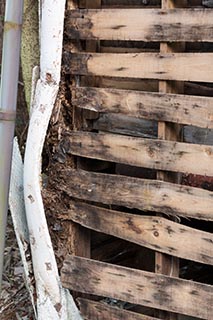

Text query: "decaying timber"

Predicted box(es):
[61, 256, 213, 319]
[67, 201, 213, 265]
[54, 169, 213, 221]
[66, 131, 213, 176]
[61, 1, 213, 319]
[66, 9, 213, 42]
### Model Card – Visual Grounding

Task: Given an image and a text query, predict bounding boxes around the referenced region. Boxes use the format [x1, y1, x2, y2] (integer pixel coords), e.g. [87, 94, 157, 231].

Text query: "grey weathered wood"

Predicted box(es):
[91, 113, 213, 146]
[92, 113, 157, 139]
[64, 52, 213, 83]
[203, 0, 213, 7]
[73, 87, 213, 129]
[66, 9, 213, 42]
[67, 201, 213, 265]
[66, 131, 213, 176]
[61, 256, 213, 319]
[184, 126, 213, 146]
[77, 298, 160, 320]
[54, 169, 213, 220]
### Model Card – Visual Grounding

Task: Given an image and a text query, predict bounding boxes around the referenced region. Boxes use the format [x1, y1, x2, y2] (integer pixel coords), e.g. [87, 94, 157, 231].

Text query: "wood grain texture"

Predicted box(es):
[66, 131, 213, 176]
[64, 52, 213, 83]
[67, 202, 213, 265]
[73, 87, 213, 129]
[66, 9, 213, 42]
[91, 113, 213, 146]
[92, 113, 157, 139]
[61, 256, 213, 319]
[156, 2, 186, 314]
[54, 169, 213, 220]
[77, 298, 160, 320]
[66, 0, 91, 268]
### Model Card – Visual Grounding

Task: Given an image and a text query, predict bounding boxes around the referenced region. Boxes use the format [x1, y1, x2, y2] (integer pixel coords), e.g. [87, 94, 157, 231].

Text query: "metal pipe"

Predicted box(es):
[0, 0, 23, 291]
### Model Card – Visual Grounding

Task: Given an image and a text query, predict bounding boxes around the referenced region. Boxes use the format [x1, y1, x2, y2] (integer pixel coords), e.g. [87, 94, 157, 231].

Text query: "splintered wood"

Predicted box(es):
[61, 1, 213, 319]
[56, 168, 213, 220]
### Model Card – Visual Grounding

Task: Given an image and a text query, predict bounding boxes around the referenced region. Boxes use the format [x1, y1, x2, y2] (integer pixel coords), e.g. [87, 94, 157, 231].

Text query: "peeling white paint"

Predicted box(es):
[23, 1, 82, 319]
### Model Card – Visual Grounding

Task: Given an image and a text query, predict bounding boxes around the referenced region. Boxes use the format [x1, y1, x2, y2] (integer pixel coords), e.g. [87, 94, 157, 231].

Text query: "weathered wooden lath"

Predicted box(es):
[60, 1, 213, 319]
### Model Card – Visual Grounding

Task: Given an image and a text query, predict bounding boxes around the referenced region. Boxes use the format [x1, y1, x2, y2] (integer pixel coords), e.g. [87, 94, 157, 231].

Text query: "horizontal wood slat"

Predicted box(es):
[91, 114, 213, 146]
[55, 169, 213, 220]
[92, 114, 157, 139]
[66, 9, 213, 42]
[64, 52, 213, 82]
[66, 131, 213, 176]
[67, 202, 213, 265]
[77, 298, 160, 320]
[61, 256, 213, 319]
[73, 87, 213, 129]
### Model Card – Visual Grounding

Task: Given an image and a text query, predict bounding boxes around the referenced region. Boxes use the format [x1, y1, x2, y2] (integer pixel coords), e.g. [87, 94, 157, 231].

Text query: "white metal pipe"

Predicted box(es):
[0, 0, 23, 291]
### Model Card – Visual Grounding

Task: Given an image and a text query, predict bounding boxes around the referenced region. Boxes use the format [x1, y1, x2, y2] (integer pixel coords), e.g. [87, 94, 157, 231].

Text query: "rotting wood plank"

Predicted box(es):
[73, 87, 213, 129]
[77, 298, 160, 320]
[66, 131, 213, 176]
[92, 114, 157, 139]
[54, 169, 213, 220]
[61, 256, 213, 319]
[67, 201, 213, 265]
[91, 114, 213, 146]
[63, 52, 213, 83]
[66, 9, 213, 42]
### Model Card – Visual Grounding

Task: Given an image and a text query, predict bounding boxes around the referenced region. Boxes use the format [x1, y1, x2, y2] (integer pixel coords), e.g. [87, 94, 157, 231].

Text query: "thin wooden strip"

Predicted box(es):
[73, 87, 213, 129]
[66, 131, 213, 176]
[66, 9, 213, 42]
[67, 202, 213, 265]
[55, 169, 213, 220]
[61, 256, 213, 319]
[64, 52, 213, 83]
[77, 298, 160, 320]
